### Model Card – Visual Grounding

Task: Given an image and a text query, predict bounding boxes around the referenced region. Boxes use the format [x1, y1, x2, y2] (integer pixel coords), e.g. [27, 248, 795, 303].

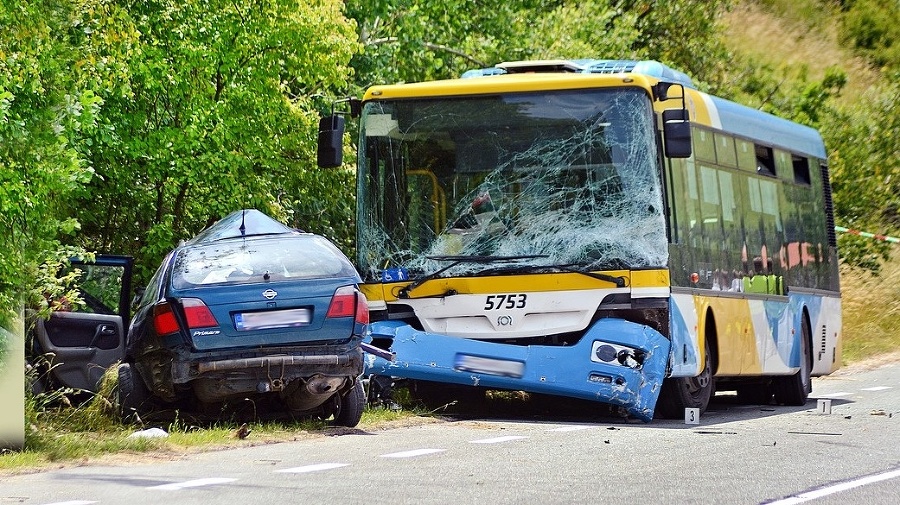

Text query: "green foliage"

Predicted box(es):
[346, 1, 733, 89]
[348, 0, 534, 86]
[627, 0, 734, 92]
[65, 0, 360, 284]
[722, 1, 900, 271]
[824, 74, 900, 270]
[839, 0, 900, 69]
[0, 1, 120, 320]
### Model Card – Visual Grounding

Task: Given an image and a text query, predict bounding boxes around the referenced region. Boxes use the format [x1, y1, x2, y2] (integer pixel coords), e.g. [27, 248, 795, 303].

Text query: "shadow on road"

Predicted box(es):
[401, 381, 854, 429]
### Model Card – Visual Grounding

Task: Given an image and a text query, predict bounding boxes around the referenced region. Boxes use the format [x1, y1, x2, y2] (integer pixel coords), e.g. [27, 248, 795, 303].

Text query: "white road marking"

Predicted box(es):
[380, 448, 446, 458]
[547, 425, 593, 432]
[860, 386, 892, 391]
[767, 467, 900, 504]
[277, 463, 349, 473]
[470, 436, 528, 444]
[148, 477, 237, 490]
[41, 502, 97, 505]
[816, 392, 853, 398]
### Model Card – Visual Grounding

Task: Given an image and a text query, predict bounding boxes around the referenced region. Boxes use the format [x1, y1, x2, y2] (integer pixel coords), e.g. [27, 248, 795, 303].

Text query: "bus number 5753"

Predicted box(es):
[484, 294, 527, 310]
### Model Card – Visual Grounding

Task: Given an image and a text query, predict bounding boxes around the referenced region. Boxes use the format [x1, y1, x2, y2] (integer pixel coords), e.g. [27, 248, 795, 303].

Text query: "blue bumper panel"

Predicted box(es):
[365, 318, 670, 421]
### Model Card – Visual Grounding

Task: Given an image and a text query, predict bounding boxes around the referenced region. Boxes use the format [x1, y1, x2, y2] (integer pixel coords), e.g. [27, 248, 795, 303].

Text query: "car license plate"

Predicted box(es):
[454, 354, 525, 378]
[234, 308, 311, 331]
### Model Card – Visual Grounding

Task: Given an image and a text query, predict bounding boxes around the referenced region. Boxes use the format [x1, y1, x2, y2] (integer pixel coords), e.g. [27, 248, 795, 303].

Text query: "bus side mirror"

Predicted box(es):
[317, 115, 345, 168]
[662, 108, 692, 158]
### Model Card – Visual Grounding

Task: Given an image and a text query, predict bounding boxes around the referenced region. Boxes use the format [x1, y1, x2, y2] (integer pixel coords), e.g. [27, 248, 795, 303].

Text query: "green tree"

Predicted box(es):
[0, 0, 134, 323]
[346, 1, 734, 90]
[625, 0, 734, 92]
[839, 0, 900, 69]
[72, 0, 360, 282]
[824, 75, 900, 270]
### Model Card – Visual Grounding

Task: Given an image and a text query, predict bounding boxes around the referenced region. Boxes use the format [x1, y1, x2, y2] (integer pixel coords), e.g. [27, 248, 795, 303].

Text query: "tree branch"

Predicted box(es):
[364, 37, 486, 67]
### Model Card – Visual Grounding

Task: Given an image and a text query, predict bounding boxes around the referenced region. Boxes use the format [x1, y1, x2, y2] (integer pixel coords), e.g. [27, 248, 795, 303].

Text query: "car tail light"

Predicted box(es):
[153, 302, 180, 335]
[153, 298, 218, 335]
[327, 286, 369, 325]
[182, 297, 218, 328]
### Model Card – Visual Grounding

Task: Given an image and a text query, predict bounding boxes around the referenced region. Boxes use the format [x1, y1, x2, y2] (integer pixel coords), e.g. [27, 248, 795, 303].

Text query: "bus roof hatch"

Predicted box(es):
[462, 59, 695, 89]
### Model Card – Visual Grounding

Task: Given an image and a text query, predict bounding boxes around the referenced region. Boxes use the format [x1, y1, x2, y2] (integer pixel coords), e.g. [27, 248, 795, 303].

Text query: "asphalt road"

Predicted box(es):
[2, 360, 898, 505]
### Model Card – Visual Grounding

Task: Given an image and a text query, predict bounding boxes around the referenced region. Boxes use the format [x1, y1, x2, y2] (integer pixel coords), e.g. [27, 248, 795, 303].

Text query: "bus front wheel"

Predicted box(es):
[773, 317, 812, 406]
[655, 339, 714, 419]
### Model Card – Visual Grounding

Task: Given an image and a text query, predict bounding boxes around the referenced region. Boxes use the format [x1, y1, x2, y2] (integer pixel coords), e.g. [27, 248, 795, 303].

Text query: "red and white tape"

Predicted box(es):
[835, 226, 900, 244]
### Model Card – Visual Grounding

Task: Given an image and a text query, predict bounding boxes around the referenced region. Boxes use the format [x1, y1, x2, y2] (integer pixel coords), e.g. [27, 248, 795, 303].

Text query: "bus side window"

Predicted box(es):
[755, 144, 776, 176]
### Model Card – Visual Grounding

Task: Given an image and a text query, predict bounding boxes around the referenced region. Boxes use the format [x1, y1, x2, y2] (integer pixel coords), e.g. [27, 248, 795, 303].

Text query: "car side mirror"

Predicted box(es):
[317, 115, 345, 168]
[662, 108, 692, 158]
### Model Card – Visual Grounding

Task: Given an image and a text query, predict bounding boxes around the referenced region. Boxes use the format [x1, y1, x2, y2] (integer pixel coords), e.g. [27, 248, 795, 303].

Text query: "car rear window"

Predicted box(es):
[171, 235, 356, 289]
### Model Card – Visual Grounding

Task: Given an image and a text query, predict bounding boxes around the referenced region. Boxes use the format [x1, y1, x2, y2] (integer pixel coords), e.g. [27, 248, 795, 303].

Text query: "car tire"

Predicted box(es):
[117, 362, 151, 423]
[333, 377, 365, 428]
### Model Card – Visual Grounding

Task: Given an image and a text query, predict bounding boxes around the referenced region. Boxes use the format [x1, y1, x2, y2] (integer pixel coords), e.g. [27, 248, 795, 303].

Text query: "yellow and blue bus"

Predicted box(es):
[318, 59, 841, 421]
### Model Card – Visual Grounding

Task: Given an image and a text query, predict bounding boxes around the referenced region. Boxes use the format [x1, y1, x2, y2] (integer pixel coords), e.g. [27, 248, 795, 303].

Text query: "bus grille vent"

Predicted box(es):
[820, 163, 837, 247]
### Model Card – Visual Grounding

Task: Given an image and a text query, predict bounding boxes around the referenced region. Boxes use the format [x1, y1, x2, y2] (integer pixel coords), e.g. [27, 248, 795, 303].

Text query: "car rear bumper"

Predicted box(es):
[137, 343, 364, 402]
[194, 353, 357, 374]
[176, 345, 363, 381]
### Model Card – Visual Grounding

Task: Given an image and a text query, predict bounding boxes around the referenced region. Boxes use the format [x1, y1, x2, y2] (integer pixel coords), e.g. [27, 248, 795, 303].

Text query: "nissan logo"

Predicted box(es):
[262, 289, 278, 300]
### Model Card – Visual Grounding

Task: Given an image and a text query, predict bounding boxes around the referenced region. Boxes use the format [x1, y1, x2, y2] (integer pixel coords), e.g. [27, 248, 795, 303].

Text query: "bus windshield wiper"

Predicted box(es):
[397, 255, 547, 299]
[474, 263, 627, 288]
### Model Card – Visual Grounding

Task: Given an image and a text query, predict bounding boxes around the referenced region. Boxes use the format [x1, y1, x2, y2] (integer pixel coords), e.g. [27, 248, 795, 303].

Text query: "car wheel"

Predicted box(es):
[773, 318, 812, 406]
[117, 362, 151, 422]
[333, 377, 365, 428]
[655, 338, 714, 419]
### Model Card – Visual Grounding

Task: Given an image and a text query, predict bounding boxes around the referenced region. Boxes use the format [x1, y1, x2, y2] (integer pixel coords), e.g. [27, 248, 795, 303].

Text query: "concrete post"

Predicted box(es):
[1, 308, 25, 450]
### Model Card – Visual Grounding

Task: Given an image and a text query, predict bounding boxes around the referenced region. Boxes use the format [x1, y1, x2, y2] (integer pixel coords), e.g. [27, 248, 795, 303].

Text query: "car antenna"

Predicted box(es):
[239, 209, 246, 237]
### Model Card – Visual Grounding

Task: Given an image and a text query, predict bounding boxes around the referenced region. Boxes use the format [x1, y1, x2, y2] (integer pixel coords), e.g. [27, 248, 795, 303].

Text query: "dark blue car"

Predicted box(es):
[119, 210, 369, 426]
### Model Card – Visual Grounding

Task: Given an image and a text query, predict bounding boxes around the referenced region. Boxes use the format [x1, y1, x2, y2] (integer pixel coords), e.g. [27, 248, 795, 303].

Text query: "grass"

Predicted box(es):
[2, 409, 425, 474]
[1, 366, 429, 475]
[721, 0, 879, 105]
[839, 254, 900, 363]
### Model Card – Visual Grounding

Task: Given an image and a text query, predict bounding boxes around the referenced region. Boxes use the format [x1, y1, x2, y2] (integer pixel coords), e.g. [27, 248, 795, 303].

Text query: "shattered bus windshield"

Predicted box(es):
[357, 87, 667, 281]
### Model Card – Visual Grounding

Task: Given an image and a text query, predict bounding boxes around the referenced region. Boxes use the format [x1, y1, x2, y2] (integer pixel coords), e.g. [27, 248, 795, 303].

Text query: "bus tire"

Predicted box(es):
[655, 338, 714, 419]
[773, 316, 812, 406]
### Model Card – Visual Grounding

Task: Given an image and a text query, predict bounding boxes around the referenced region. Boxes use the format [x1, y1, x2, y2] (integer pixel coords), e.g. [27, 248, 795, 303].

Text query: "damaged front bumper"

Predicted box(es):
[364, 318, 670, 421]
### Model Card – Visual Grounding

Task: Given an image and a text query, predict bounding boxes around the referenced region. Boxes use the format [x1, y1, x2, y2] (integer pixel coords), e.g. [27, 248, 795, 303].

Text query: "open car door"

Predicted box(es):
[32, 255, 133, 393]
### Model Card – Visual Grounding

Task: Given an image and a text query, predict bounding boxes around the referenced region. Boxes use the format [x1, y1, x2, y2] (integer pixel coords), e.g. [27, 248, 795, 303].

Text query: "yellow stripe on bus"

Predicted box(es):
[364, 73, 660, 100]
[361, 269, 670, 302]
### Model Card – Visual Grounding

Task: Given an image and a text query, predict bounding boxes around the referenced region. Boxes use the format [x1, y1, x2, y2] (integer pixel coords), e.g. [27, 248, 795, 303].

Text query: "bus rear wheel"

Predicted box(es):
[655, 339, 714, 419]
[773, 318, 812, 406]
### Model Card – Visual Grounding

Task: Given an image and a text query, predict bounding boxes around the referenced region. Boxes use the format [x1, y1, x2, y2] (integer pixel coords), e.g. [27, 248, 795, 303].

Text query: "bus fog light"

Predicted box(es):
[595, 344, 617, 362]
